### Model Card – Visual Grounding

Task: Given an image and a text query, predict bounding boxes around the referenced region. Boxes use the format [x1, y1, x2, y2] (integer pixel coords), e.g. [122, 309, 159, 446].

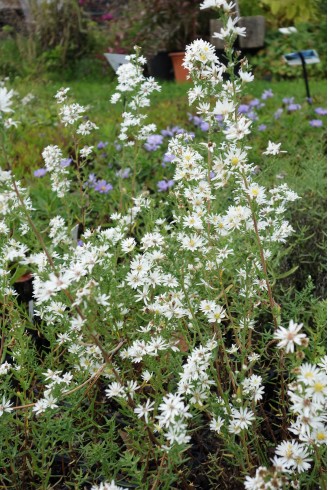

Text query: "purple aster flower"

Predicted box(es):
[238, 104, 249, 114]
[274, 108, 283, 119]
[283, 97, 294, 104]
[60, 158, 72, 168]
[309, 119, 323, 127]
[34, 168, 47, 177]
[261, 89, 273, 100]
[163, 153, 175, 163]
[287, 103, 301, 112]
[77, 240, 84, 247]
[210, 171, 216, 179]
[114, 142, 122, 151]
[258, 124, 267, 131]
[249, 98, 260, 107]
[144, 134, 163, 152]
[247, 111, 258, 121]
[94, 179, 113, 193]
[315, 107, 327, 116]
[215, 114, 224, 123]
[97, 141, 108, 150]
[157, 179, 174, 192]
[172, 126, 183, 134]
[86, 173, 97, 187]
[161, 128, 174, 137]
[200, 121, 209, 131]
[193, 116, 203, 127]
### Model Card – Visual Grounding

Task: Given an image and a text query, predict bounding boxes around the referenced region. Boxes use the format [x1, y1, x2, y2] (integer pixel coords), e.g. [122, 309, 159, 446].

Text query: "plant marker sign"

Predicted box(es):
[283, 49, 320, 103]
[103, 53, 129, 73]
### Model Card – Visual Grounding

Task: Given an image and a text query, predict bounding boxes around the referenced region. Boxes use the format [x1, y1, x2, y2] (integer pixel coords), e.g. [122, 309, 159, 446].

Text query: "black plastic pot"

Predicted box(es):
[148, 51, 174, 81]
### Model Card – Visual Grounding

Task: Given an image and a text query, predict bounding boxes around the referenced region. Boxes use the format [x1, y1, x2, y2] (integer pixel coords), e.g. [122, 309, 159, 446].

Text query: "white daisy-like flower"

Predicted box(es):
[210, 415, 225, 434]
[134, 399, 155, 423]
[0, 86, 14, 113]
[274, 320, 307, 353]
[263, 141, 287, 156]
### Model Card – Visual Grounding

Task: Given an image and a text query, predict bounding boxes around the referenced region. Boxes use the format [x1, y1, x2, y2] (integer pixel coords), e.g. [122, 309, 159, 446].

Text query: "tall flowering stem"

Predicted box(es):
[110, 46, 161, 199]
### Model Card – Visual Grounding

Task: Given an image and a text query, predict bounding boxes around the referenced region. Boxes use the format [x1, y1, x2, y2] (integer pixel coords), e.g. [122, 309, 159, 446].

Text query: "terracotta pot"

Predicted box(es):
[169, 52, 189, 83]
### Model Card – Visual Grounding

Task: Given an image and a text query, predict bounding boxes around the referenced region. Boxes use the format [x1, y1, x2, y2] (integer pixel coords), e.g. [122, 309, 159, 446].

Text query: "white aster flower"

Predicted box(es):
[274, 320, 307, 353]
[263, 141, 287, 155]
[230, 406, 255, 430]
[212, 16, 246, 40]
[134, 399, 155, 423]
[91, 481, 124, 490]
[0, 86, 14, 113]
[0, 395, 13, 416]
[239, 70, 254, 83]
[210, 415, 225, 433]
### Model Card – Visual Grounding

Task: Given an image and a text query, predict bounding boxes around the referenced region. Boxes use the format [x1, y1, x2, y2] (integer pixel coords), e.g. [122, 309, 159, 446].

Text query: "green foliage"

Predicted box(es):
[260, 0, 324, 23]
[250, 21, 327, 80]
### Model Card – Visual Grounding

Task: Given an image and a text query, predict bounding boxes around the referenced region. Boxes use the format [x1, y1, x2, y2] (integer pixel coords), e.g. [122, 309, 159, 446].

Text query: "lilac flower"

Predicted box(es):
[247, 111, 258, 121]
[309, 119, 323, 127]
[163, 153, 175, 165]
[60, 158, 72, 168]
[161, 128, 174, 137]
[315, 107, 327, 116]
[157, 179, 174, 192]
[210, 171, 215, 179]
[144, 134, 163, 152]
[238, 104, 249, 114]
[287, 103, 301, 112]
[249, 98, 261, 107]
[94, 180, 113, 193]
[189, 114, 207, 130]
[261, 89, 273, 100]
[258, 124, 267, 131]
[215, 114, 224, 123]
[283, 97, 294, 104]
[77, 240, 84, 247]
[34, 168, 48, 177]
[200, 121, 209, 131]
[274, 108, 283, 119]
[86, 173, 97, 187]
[172, 126, 184, 134]
[97, 141, 108, 150]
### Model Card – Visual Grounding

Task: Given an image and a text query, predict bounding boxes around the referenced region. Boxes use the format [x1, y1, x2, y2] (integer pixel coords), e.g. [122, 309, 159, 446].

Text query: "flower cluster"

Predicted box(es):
[110, 49, 161, 145]
[0, 1, 325, 488]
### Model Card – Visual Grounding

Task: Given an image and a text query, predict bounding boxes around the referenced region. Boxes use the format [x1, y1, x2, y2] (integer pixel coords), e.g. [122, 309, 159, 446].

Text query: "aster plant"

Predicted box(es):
[0, 1, 326, 489]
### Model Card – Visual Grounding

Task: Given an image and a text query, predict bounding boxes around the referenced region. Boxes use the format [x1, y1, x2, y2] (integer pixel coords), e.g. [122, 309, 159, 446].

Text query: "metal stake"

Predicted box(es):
[298, 51, 312, 104]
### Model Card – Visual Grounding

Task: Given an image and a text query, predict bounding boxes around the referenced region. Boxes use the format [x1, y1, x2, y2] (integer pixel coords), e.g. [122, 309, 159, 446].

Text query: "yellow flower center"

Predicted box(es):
[313, 382, 324, 393]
